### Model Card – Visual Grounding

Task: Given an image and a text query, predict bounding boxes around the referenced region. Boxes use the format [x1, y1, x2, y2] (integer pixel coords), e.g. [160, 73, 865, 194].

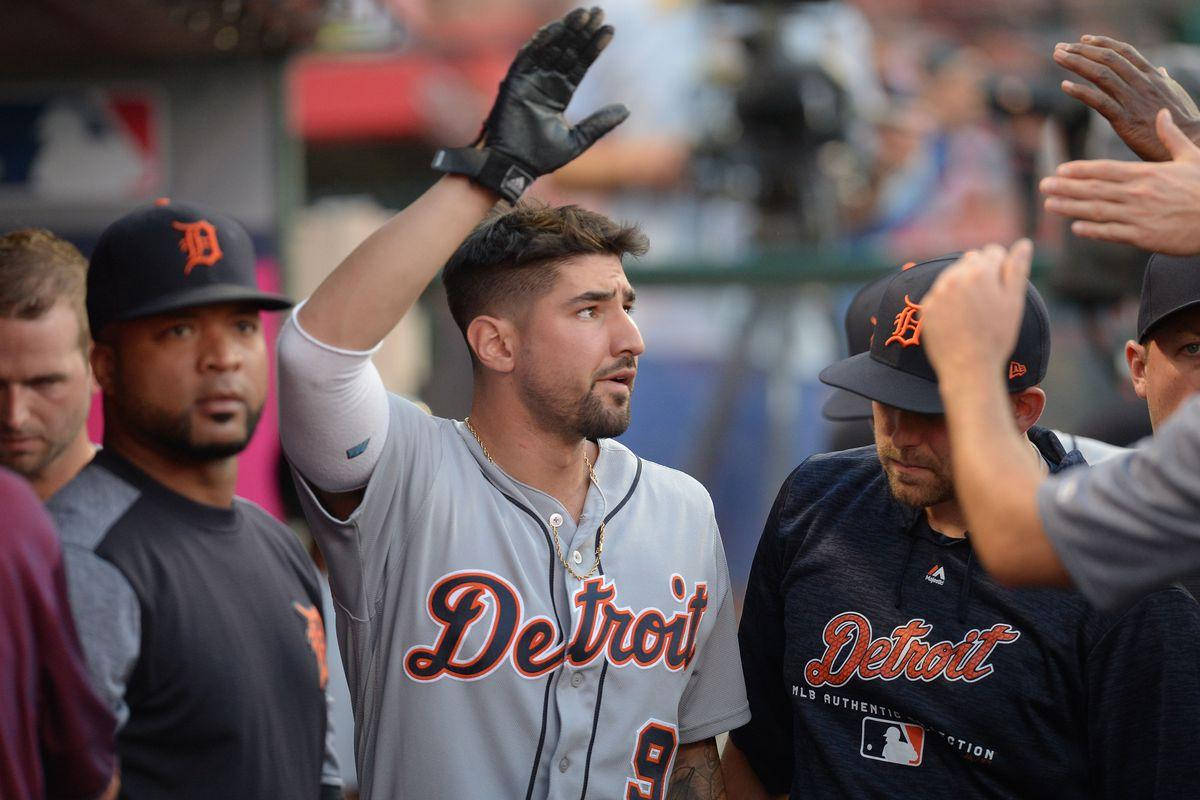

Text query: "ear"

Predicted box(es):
[1010, 387, 1046, 433]
[466, 315, 518, 374]
[1125, 339, 1150, 400]
[90, 341, 117, 397]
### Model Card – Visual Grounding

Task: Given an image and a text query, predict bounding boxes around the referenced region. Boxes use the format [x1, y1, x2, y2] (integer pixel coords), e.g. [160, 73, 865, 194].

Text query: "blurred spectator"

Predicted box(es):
[0, 467, 118, 800]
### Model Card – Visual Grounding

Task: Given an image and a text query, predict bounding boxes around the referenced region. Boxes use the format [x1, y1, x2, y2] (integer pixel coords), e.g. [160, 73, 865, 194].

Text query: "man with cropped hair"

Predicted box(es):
[0, 229, 96, 499]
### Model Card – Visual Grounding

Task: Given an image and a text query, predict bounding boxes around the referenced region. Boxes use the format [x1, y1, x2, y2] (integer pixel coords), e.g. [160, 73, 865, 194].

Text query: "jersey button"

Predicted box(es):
[559, 757, 570, 773]
[570, 672, 584, 688]
[572, 550, 583, 565]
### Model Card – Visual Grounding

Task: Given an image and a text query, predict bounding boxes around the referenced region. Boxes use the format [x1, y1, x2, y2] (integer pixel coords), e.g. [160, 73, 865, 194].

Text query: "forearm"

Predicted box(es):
[668, 738, 726, 800]
[720, 739, 780, 800]
[298, 175, 496, 350]
[939, 372, 1069, 585]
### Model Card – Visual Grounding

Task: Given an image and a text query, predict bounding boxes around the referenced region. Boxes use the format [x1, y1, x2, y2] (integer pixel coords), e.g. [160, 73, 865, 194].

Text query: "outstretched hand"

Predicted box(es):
[921, 241, 1034, 385]
[483, 6, 629, 177]
[1042, 109, 1200, 255]
[1054, 35, 1200, 161]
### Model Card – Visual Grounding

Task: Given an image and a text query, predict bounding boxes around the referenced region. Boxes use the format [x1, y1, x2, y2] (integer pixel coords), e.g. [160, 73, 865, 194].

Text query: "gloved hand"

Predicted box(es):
[431, 7, 629, 202]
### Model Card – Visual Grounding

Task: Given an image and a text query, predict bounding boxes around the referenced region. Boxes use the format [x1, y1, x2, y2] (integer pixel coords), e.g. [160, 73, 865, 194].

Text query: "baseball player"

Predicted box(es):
[276, 7, 748, 799]
[723, 257, 1200, 797]
[47, 201, 343, 799]
[0, 230, 97, 499]
[824, 262, 1127, 463]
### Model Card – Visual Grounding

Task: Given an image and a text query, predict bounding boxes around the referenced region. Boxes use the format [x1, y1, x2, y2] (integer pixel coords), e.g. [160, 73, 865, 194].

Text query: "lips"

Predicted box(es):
[195, 394, 245, 416]
[597, 369, 636, 387]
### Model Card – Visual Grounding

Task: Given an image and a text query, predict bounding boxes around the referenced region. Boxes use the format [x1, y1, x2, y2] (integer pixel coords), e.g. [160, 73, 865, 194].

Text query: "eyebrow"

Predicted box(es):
[566, 287, 637, 304]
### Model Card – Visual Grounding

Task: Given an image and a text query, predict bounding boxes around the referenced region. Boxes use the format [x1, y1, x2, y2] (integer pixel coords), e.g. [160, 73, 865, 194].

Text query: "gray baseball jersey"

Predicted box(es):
[291, 394, 749, 799]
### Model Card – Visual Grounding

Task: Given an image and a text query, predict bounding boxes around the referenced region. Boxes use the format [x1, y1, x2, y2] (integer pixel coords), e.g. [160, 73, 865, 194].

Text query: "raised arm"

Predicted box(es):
[296, 6, 628, 351]
[919, 243, 1071, 585]
[277, 7, 628, 507]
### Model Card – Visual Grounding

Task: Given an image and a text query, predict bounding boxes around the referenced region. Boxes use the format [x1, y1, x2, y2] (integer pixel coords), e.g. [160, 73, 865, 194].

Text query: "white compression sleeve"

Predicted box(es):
[276, 302, 391, 492]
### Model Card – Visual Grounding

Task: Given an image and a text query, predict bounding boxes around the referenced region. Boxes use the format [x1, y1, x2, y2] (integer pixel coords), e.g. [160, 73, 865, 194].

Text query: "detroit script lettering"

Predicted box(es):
[806, 611, 1020, 687]
[404, 571, 709, 682]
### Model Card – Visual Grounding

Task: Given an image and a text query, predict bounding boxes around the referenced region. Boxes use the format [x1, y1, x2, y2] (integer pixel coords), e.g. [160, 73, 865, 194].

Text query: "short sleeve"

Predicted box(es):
[1039, 395, 1200, 610]
[59, 544, 142, 729]
[676, 516, 750, 744]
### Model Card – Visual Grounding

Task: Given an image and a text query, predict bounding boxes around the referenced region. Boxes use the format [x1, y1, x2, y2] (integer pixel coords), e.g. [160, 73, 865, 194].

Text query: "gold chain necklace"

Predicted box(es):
[464, 416, 606, 581]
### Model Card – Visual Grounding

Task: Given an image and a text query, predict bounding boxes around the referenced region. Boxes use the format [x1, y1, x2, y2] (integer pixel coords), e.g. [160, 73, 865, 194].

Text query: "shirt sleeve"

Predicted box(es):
[676, 513, 750, 744]
[729, 479, 794, 796]
[24, 502, 118, 800]
[1084, 587, 1200, 797]
[60, 543, 141, 729]
[1038, 394, 1200, 610]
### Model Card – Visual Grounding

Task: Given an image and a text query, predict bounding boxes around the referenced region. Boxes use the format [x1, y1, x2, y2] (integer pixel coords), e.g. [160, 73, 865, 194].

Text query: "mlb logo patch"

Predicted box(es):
[860, 716, 924, 766]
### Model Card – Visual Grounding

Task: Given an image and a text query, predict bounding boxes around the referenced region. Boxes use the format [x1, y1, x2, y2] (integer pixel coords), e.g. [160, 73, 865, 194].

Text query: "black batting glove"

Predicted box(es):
[431, 6, 629, 202]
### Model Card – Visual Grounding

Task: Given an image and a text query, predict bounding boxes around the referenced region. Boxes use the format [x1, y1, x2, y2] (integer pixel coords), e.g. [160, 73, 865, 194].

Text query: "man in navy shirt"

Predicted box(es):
[723, 256, 1200, 798]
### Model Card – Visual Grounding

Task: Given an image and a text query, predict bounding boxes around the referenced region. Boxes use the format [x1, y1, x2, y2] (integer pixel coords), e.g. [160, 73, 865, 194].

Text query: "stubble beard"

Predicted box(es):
[112, 391, 263, 462]
[877, 445, 955, 509]
[518, 363, 634, 442]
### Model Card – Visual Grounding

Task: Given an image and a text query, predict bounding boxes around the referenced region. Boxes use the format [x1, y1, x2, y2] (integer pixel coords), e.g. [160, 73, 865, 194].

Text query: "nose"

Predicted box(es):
[884, 406, 928, 448]
[0, 385, 31, 431]
[198, 326, 243, 373]
[613, 307, 645, 358]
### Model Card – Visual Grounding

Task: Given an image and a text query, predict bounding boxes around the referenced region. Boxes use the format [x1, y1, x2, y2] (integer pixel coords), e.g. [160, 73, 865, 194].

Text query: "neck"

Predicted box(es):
[467, 396, 597, 521]
[103, 425, 239, 508]
[31, 429, 96, 501]
[924, 498, 969, 539]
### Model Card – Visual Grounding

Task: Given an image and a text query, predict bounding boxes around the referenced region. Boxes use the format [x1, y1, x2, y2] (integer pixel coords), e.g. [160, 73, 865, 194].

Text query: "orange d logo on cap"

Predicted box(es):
[171, 219, 223, 276]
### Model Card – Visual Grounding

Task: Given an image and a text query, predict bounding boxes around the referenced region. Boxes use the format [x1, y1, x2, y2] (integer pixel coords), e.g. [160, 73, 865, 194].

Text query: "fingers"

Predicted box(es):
[1059, 79, 1121, 119]
[1039, 175, 1134, 203]
[1079, 34, 1158, 74]
[573, 103, 630, 150]
[1156, 107, 1200, 161]
[1043, 195, 1130, 222]
[1055, 158, 1143, 180]
[1001, 239, 1034, 288]
[1053, 43, 1134, 96]
[1069, 220, 1141, 245]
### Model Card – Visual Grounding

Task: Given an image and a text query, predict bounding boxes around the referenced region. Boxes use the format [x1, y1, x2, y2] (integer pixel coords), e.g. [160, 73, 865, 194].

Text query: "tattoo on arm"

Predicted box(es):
[667, 738, 726, 800]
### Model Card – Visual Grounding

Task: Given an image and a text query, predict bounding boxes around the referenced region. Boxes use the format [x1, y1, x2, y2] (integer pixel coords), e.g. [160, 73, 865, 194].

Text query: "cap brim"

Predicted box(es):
[819, 352, 945, 415]
[821, 387, 874, 421]
[114, 284, 293, 323]
[1140, 298, 1200, 341]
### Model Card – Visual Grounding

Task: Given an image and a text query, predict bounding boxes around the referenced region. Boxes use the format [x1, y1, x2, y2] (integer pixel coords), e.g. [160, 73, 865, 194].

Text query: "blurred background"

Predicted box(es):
[7, 0, 1200, 726]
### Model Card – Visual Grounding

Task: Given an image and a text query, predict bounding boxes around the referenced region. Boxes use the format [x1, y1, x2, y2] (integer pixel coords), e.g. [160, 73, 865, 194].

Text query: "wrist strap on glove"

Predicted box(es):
[430, 147, 536, 204]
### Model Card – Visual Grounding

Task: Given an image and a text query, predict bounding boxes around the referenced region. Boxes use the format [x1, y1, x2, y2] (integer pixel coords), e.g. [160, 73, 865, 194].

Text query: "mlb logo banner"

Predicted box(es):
[0, 89, 163, 202]
[860, 716, 924, 766]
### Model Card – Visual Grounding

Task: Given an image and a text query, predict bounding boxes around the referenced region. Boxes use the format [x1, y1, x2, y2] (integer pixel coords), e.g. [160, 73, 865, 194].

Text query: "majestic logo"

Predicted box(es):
[404, 571, 709, 682]
[861, 716, 924, 766]
[924, 565, 946, 586]
[805, 611, 1020, 687]
[1008, 361, 1027, 380]
[171, 219, 223, 275]
[884, 295, 923, 348]
[293, 602, 329, 689]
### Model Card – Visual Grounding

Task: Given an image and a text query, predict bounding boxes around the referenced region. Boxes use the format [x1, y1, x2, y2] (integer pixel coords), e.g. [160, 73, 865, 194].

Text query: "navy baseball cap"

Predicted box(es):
[86, 199, 292, 335]
[821, 262, 916, 421]
[1136, 253, 1200, 342]
[819, 254, 1051, 415]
